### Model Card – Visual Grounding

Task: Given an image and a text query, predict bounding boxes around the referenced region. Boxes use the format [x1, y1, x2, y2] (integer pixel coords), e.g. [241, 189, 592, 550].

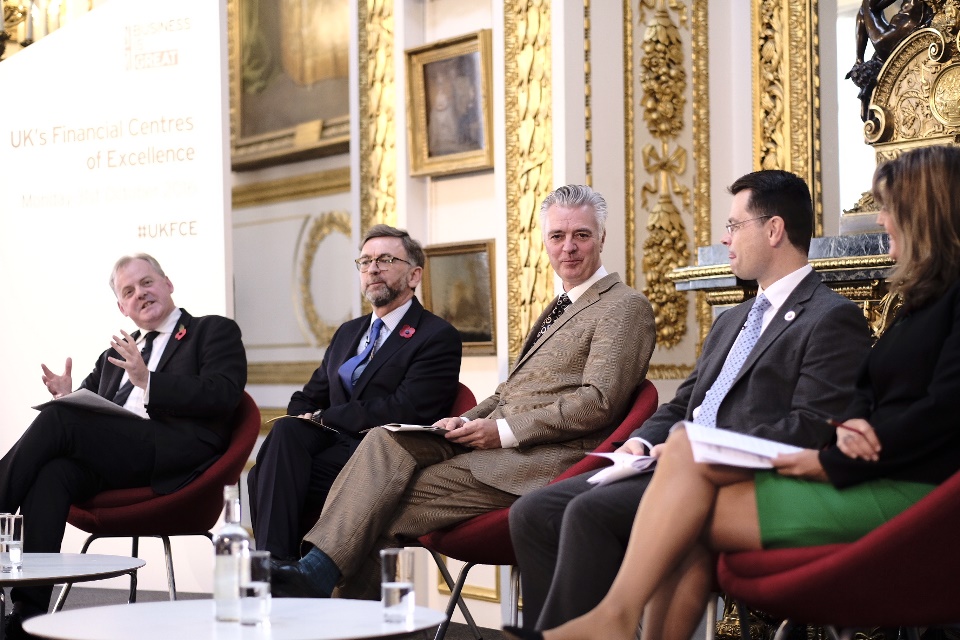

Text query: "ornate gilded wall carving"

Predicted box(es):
[505, 0, 554, 361]
[359, 0, 397, 234]
[585, 0, 593, 186]
[626, 0, 709, 373]
[638, 1, 692, 349]
[864, 16, 960, 149]
[752, 0, 822, 235]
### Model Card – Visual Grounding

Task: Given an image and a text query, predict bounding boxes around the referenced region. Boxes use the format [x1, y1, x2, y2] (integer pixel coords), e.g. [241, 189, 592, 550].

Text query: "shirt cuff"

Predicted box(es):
[628, 436, 651, 454]
[497, 419, 518, 448]
[143, 372, 151, 405]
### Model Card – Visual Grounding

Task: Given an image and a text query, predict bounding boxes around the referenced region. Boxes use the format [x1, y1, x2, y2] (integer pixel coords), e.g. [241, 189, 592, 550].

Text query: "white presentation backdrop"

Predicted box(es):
[0, 0, 231, 593]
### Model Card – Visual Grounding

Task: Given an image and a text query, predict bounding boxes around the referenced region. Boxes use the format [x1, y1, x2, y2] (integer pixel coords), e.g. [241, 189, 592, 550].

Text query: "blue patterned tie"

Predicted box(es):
[338, 318, 384, 392]
[697, 294, 771, 428]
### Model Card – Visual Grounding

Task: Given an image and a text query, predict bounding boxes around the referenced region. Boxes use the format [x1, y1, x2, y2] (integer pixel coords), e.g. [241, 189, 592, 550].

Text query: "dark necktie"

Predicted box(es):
[112, 331, 159, 407]
[338, 318, 384, 392]
[697, 294, 771, 428]
[536, 293, 572, 339]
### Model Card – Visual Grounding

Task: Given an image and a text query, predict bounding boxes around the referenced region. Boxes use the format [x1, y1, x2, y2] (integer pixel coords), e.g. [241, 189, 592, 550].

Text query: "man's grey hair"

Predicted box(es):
[361, 224, 426, 268]
[538, 185, 608, 237]
[109, 253, 167, 295]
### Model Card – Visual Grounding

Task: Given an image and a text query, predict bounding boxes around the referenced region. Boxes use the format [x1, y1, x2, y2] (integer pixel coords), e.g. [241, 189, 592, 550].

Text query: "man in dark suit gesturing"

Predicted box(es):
[272, 184, 656, 601]
[509, 170, 874, 630]
[0, 253, 247, 631]
[247, 225, 462, 561]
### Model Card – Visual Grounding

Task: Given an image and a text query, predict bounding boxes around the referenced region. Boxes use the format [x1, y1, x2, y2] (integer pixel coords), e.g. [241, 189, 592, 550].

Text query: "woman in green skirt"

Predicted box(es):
[504, 144, 960, 640]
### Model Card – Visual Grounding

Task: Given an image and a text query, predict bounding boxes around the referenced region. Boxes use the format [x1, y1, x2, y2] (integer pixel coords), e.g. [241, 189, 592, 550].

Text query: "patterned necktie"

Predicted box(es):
[537, 293, 572, 339]
[696, 294, 771, 428]
[338, 318, 384, 392]
[112, 331, 159, 407]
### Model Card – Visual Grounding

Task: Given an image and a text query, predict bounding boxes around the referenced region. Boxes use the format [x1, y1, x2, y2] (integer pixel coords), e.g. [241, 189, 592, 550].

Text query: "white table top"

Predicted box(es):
[25, 599, 447, 640]
[0, 553, 144, 587]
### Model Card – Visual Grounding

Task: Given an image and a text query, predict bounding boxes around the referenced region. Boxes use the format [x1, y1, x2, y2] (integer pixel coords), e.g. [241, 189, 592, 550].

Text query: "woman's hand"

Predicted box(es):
[772, 449, 828, 481]
[833, 418, 881, 461]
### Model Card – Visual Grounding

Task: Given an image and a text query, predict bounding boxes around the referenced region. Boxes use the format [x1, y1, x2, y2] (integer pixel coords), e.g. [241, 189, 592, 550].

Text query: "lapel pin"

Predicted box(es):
[784, 310, 796, 322]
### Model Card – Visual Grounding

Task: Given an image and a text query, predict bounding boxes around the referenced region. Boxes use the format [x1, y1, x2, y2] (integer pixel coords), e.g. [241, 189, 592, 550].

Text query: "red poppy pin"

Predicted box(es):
[399, 325, 415, 339]
[175, 324, 187, 341]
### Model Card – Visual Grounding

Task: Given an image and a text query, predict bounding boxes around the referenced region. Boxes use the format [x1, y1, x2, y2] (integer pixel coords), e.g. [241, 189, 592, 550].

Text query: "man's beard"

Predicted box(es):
[364, 280, 403, 308]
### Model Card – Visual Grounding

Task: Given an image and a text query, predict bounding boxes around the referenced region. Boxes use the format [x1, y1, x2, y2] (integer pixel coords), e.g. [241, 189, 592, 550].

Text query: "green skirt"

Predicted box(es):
[754, 471, 935, 549]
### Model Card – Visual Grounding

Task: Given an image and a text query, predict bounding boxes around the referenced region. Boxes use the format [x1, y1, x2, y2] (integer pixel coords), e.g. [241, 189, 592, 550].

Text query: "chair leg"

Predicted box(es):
[53, 534, 99, 612]
[735, 601, 751, 640]
[508, 566, 520, 628]
[160, 535, 177, 600]
[704, 595, 717, 640]
[428, 551, 483, 640]
[129, 537, 140, 603]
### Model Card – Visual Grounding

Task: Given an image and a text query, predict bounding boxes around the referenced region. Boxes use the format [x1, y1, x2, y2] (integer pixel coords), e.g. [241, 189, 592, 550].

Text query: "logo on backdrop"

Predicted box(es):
[124, 17, 191, 71]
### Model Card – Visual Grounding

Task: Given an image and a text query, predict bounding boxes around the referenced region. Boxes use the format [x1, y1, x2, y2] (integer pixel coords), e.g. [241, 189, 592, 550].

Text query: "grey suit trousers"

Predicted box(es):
[304, 428, 517, 599]
[509, 470, 653, 629]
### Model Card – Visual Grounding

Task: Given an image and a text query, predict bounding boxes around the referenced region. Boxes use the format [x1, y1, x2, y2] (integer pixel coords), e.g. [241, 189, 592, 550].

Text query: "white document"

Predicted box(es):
[379, 423, 448, 434]
[678, 421, 802, 468]
[587, 452, 657, 486]
[32, 389, 145, 420]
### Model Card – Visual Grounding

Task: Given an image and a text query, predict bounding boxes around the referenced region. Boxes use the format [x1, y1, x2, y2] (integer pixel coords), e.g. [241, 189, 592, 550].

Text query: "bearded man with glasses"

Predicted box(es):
[248, 225, 462, 561]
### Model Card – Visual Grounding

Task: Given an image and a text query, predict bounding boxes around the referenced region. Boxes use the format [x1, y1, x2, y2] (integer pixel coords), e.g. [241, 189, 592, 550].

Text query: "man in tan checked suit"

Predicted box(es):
[271, 184, 656, 599]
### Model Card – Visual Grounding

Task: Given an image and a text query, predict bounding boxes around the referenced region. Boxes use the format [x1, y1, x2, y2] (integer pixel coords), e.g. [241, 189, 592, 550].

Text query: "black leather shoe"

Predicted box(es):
[270, 559, 330, 598]
[4, 612, 39, 640]
[502, 626, 544, 640]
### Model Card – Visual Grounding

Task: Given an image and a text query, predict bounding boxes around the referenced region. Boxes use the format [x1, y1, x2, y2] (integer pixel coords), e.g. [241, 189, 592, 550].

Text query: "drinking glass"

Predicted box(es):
[239, 549, 271, 625]
[380, 548, 415, 624]
[0, 514, 23, 572]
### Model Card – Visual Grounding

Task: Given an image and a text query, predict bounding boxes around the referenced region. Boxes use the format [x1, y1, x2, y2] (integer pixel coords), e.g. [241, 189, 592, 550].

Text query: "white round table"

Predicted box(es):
[0, 553, 145, 640]
[0, 553, 143, 588]
[24, 598, 447, 640]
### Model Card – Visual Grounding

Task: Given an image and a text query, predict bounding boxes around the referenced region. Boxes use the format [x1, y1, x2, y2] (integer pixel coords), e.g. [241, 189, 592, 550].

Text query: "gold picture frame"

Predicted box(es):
[405, 30, 494, 177]
[422, 241, 496, 356]
[228, 0, 351, 170]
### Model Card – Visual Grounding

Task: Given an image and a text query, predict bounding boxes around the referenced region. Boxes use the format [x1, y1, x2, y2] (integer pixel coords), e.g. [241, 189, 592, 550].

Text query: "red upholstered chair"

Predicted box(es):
[418, 379, 659, 640]
[54, 392, 261, 609]
[717, 467, 960, 639]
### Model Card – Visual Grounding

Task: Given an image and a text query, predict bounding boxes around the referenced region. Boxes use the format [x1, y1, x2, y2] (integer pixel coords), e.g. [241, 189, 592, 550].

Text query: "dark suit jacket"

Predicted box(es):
[822, 279, 960, 488]
[79, 309, 247, 493]
[287, 297, 462, 434]
[634, 271, 872, 449]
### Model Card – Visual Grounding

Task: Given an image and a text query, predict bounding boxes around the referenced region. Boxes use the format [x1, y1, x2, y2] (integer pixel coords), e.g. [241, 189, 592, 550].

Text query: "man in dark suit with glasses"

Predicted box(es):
[247, 225, 462, 561]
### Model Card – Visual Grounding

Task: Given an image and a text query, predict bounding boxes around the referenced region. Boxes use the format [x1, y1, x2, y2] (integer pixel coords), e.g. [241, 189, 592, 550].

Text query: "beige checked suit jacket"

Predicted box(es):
[462, 273, 656, 495]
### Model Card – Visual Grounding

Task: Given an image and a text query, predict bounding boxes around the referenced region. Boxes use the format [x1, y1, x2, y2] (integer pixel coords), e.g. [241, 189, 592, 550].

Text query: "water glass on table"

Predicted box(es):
[380, 548, 415, 625]
[239, 549, 271, 625]
[0, 514, 23, 572]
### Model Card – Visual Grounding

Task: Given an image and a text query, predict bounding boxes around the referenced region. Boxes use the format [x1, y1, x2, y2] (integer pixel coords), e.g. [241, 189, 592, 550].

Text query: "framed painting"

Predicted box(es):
[422, 240, 496, 355]
[228, 0, 350, 170]
[405, 30, 494, 177]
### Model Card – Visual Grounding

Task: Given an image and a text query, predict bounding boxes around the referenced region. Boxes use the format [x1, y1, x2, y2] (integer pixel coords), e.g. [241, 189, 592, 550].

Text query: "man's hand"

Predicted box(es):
[445, 418, 502, 449]
[107, 330, 150, 389]
[433, 417, 466, 431]
[772, 449, 829, 481]
[40, 358, 73, 398]
[614, 439, 647, 456]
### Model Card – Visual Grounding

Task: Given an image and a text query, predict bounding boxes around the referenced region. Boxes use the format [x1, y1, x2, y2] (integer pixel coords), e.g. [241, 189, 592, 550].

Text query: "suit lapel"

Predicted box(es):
[729, 271, 820, 388]
[512, 274, 617, 372]
[155, 310, 191, 372]
[352, 299, 424, 397]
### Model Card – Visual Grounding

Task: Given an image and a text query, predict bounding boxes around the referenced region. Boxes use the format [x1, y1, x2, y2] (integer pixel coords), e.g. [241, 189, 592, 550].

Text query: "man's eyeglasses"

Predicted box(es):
[354, 255, 412, 272]
[724, 215, 772, 234]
